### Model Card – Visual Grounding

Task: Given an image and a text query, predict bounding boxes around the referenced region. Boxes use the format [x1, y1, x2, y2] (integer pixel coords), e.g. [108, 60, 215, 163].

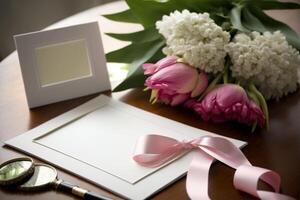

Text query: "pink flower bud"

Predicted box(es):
[188, 84, 265, 127]
[143, 56, 208, 106]
[143, 56, 177, 75]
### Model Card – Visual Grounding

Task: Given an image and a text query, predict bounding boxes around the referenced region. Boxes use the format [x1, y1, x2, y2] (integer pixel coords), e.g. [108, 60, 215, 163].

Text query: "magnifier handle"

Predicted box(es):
[56, 180, 113, 200]
[84, 191, 113, 200]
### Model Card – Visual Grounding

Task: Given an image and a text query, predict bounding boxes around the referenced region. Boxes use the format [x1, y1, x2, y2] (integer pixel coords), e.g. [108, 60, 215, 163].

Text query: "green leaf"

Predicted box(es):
[113, 50, 165, 92]
[126, 40, 165, 76]
[229, 5, 249, 32]
[242, 7, 267, 32]
[125, 0, 180, 27]
[113, 66, 146, 92]
[249, 83, 269, 130]
[112, 40, 165, 92]
[147, 47, 165, 62]
[245, 0, 300, 10]
[113, 48, 165, 92]
[102, 9, 139, 23]
[173, 0, 232, 13]
[246, 5, 300, 51]
[105, 27, 161, 43]
[125, 0, 233, 27]
[106, 39, 164, 63]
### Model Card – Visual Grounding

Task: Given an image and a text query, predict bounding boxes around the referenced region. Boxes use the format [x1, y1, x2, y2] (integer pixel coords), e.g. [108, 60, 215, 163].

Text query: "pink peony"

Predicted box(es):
[143, 56, 208, 106]
[187, 84, 265, 127]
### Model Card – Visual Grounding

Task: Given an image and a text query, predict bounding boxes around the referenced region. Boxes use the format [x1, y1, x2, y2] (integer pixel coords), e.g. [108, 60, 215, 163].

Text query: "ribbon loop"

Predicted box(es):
[198, 136, 251, 168]
[234, 165, 286, 199]
[133, 134, 186, 167]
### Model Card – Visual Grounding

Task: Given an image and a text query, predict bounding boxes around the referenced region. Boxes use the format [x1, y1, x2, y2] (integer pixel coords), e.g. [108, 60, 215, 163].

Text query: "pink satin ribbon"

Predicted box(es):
[133, 134, 295, 200]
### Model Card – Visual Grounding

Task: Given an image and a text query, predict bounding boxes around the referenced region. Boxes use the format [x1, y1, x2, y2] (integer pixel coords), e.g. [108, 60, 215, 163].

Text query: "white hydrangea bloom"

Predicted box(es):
[225, 31, 300, 100]
[156, 10, 230, 73]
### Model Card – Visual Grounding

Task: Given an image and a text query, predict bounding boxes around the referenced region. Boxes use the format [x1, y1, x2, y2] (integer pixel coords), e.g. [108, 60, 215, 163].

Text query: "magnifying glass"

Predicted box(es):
[0, 157, 34, 186]
[0, 158, 113, 200]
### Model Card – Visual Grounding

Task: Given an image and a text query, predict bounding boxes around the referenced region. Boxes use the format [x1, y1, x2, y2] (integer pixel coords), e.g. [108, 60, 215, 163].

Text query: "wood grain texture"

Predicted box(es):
[0, 1, 300, 200]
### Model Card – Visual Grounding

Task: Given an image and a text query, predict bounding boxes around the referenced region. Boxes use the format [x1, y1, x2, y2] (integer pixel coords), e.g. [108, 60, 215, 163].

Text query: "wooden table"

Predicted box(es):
[1, 1, 300, 200]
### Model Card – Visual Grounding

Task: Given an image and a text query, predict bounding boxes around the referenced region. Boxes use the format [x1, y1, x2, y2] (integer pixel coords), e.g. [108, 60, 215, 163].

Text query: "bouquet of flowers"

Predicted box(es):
[104, 0, 300, 131]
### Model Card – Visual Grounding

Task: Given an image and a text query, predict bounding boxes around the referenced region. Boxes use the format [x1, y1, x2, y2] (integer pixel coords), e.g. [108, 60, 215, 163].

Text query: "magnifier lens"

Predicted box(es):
[19, 164, 57, 190]
[0, 158, 34, 186]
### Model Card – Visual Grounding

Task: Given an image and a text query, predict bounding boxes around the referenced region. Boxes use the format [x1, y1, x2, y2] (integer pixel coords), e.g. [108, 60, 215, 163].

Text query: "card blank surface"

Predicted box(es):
[35, 103, 183, 184]
[35, 39, 91, 86]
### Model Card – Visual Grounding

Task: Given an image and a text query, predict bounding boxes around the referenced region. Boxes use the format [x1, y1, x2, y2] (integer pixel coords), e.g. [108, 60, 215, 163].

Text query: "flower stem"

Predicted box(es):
[198, 73, 222, 101]
[223, 65, 229, 84]
[247, 90, 259, 105]
[249, 83, 269, 130]
[251, 121, 257, 133]
[247, 90, 259, 132]
[223, 56, 230, 84]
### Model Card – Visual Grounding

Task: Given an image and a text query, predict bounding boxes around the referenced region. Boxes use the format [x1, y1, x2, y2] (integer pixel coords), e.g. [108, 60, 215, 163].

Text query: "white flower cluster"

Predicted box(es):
[156, 10, 230, 74]
[225, 31, 300, 100]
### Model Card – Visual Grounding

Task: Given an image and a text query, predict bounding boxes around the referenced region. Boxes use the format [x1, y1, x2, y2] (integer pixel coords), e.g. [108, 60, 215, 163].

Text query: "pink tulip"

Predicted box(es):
[187, 84, 265, 127]
[143, 56, 208, 106]
[143, 56, 178, 75]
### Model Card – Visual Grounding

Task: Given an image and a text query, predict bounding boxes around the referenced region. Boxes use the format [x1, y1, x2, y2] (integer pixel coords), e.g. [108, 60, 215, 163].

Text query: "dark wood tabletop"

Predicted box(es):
[0, 1, 300, 200]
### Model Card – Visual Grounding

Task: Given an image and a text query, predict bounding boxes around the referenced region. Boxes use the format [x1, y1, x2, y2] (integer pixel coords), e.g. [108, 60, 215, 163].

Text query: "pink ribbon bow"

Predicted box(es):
[133, 134, 295, 200]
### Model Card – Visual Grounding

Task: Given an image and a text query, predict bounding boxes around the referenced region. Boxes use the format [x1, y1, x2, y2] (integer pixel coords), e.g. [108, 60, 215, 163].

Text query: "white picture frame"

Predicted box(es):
[14, 22, 111, 108]
[5, 95, 246, 199]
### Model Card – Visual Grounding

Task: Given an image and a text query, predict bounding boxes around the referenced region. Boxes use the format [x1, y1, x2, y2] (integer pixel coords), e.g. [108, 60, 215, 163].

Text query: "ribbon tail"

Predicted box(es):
[234, 165, 296, 200]
[257, 191, 296, 200]
[186, 150, 214, 200]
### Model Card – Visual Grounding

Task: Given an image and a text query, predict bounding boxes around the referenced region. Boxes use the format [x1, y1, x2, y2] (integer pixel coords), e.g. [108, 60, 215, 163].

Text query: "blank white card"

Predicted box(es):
[5, 95, 246, 199]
